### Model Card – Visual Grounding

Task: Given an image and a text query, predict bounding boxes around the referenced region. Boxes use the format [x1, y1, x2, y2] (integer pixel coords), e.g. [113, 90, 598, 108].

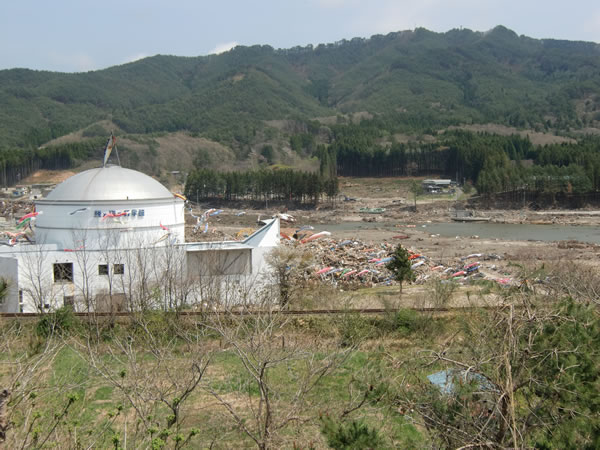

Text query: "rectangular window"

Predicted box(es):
[113, 263, 125, 275]
[98, 264, 109, 275]
[63, 296, 74, 308]
[0, 280, 5, 305]
[53, 262, 73, 283]
[138, 209, 145, 217]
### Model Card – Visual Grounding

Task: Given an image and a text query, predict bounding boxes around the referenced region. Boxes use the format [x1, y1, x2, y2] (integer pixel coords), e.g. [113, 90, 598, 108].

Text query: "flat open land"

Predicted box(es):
[180, 177, 600, 311]
[3, 175, 600, 448]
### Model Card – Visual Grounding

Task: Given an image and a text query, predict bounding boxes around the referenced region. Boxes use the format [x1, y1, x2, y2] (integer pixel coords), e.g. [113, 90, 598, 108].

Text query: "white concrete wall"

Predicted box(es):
[34, 198, 185, 250]
[11, 244, 186, 312]
[1, 219, 281, 313]
[0, 256, 19, 313]
[245, 218, 280, 279]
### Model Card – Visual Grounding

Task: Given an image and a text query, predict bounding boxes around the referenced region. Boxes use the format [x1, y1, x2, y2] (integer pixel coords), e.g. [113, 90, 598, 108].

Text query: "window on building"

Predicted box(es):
[0, 278, 6, 305]
[63, 296, 74, 308]
[113, 263, 125, 275]
[98, 264, 109, 275]
[53, 262, 73, 283]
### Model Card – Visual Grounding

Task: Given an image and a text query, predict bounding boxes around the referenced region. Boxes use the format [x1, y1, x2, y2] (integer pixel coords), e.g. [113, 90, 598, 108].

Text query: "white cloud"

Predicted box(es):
[122, 53, 149, 64]
[48, 51, 96, 72]
[210, 41, 239, 55]
[361, 0, 497, 36]
[73, 54, 96, 72]
[583, 10, 600, 42]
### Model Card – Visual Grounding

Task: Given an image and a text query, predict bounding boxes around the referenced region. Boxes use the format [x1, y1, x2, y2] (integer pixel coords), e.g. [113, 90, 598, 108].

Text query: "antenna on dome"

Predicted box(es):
[102, 132, 121, 167]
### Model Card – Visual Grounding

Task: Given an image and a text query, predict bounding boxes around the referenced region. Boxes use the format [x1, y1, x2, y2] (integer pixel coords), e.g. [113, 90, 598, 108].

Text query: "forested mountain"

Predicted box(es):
[2, 26, 600, 149]
[1, 25, 600, 188]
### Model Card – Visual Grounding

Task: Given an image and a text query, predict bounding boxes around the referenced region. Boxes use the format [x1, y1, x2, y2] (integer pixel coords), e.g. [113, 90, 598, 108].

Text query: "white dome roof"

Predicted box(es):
[46, 166, 173, 202]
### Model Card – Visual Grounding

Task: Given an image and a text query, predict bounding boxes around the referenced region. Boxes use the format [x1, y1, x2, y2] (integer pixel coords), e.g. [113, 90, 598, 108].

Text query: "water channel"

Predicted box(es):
[320, 221, 600, 244]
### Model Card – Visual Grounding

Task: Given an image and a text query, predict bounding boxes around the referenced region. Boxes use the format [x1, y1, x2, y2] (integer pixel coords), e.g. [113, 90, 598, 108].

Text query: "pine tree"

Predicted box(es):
[386, 245, 415, 294]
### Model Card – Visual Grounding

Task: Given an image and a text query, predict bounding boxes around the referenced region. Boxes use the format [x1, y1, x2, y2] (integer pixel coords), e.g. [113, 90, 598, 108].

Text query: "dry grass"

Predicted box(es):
[445, 123, 575, 146]
[21, 170, 77, 184]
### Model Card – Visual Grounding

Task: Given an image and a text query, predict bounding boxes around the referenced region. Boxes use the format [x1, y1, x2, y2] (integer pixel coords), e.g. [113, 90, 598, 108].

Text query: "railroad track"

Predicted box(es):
[0, 305, 508, 319]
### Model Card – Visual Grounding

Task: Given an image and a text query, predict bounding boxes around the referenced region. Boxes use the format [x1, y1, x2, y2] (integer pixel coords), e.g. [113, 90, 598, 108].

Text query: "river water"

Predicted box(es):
[319, 222, 600, 244]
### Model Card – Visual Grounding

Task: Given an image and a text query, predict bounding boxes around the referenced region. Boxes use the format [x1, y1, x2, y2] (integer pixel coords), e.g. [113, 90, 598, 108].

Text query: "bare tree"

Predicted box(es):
[75, 314, 212, 449]
[20, 243, 58, 312]
[203, 296, 353, 449]
[265, 246, 313, 308]
[394, 290, 600, 448]
[0, 321, 80, 448]
[150, 243, 195, 312]
[70, 229, 95, 313]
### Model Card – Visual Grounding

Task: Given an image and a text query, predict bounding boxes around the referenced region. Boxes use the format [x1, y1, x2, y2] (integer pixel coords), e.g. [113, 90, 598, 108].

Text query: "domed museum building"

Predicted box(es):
[0, 165, 279, 313]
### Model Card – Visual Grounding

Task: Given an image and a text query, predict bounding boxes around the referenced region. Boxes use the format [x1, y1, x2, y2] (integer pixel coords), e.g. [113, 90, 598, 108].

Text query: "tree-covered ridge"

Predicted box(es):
[324, 119, 600, 195]
[1, 26, 599, 151]
[184, 167, 338, 205]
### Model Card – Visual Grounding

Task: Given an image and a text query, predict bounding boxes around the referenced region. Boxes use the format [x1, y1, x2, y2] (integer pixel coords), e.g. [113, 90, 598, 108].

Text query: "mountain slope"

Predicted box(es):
[1, 26, 599, 150]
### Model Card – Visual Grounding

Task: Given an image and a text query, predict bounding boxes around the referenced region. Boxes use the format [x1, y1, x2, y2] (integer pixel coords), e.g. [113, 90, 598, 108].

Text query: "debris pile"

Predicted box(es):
[282, 229, 515, 288]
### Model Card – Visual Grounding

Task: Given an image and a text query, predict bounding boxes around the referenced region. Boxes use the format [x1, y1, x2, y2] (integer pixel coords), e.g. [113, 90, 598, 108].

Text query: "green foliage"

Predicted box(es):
[394, 308, 421, 334]
[320, 416, 385, 449]
[259, 144, 274, 164]
[337, 312, 374, 347]
[526, 298, 600, 447]
[1, 27, 599, 178]
[386, 245, 415, 292]
[290, 132, 316, 155]
[35, 306, 77, 337]
[406, 297, 600, 448]
[185, 167, 336, 204]
[0, 137, 106, 186]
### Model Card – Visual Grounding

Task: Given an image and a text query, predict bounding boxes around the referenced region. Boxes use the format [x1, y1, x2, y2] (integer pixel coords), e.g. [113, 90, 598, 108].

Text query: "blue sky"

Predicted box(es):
[1, 0, 599, 73]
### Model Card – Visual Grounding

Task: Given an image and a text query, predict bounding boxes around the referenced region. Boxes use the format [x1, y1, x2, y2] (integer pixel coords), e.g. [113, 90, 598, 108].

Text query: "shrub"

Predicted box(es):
[35, 307, 76, 337]
[394, 308, 421, 334]
[320, 416, 385, 449]
[337, 312, 373, 347]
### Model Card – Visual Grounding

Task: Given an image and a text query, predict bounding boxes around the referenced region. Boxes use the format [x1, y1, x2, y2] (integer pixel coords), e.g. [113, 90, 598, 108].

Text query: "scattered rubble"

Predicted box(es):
[280, 232, 517, 289]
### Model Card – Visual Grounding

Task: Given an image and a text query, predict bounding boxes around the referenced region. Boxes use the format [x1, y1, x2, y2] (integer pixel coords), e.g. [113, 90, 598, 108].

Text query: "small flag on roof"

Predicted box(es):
[103, 133, 117, 167]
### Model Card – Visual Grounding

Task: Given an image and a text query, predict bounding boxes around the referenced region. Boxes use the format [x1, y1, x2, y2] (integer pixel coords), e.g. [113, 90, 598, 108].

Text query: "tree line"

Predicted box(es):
[312, 122, 600, 196]
[184, 167, 338, 205]
[0, 138, 105, 187]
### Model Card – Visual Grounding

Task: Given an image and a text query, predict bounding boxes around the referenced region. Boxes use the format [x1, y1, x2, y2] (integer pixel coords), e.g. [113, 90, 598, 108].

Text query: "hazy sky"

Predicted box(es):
[1, 0, 599, 73]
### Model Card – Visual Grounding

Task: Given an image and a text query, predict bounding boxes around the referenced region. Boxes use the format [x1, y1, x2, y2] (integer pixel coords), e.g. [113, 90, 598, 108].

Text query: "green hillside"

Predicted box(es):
[0, 25, 599, 178]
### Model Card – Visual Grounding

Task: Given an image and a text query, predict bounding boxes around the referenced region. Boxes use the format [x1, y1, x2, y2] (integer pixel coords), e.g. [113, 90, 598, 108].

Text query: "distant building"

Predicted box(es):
[0, 165, 279, 313]
[422, 179, 453, 193]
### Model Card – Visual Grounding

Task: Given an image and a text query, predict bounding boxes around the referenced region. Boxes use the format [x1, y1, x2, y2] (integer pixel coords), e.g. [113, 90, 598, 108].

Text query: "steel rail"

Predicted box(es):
[0, 305, 509, 319]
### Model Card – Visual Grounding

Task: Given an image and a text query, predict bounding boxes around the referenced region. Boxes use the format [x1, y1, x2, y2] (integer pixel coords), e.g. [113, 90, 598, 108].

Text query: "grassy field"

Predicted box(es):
[1, 310, 441, 449]
[2, 262, 599, 449]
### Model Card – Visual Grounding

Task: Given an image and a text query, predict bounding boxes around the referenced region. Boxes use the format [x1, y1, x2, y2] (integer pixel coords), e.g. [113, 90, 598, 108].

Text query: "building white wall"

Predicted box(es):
[35, 198, 185, 250]
[1, 219, 280, 313]
[0, 256, 18, 313]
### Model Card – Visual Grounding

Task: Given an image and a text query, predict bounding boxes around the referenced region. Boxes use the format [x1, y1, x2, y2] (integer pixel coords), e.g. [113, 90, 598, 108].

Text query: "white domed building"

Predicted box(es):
[0, 164, 279, 313]
[35, 165, 186, 249]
